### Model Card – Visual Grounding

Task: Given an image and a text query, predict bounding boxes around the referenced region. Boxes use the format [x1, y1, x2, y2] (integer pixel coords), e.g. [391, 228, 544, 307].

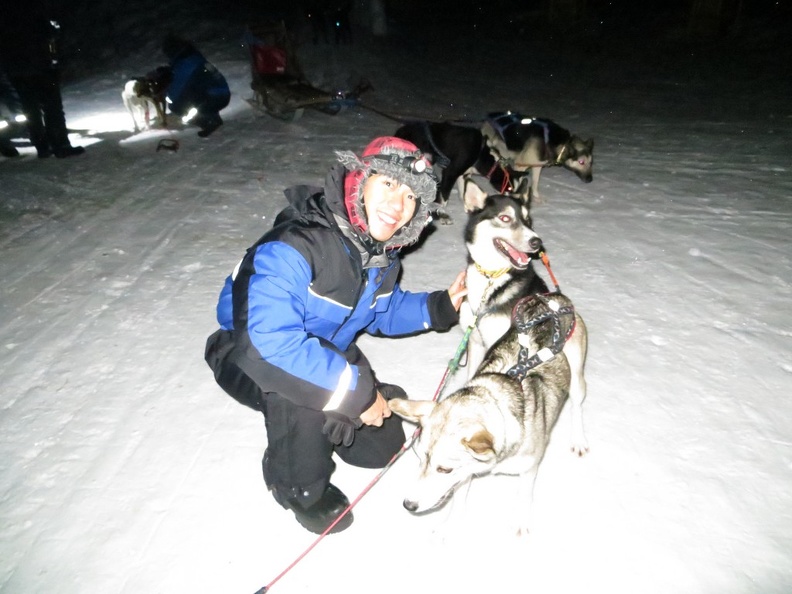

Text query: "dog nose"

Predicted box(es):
[403, 499, 418, 512]
[529, 236, 543, 252]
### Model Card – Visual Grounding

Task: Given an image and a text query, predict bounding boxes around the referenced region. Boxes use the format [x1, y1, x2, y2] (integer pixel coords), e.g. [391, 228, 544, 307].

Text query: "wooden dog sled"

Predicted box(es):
[245, 21, 365, 122]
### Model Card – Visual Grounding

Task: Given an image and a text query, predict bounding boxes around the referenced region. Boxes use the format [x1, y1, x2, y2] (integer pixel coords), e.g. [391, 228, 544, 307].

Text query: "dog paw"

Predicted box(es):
[570, 442, 589, 457]
[429, 207, 454, 225]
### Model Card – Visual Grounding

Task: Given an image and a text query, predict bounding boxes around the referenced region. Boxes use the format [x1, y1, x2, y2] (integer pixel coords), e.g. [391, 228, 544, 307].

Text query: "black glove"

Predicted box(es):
[377, 383, 407, 400]
[322, 412, 361, 447]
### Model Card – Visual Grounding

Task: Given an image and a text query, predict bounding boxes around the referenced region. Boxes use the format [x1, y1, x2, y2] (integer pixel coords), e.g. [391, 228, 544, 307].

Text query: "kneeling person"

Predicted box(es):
[205, 136, 467, 533]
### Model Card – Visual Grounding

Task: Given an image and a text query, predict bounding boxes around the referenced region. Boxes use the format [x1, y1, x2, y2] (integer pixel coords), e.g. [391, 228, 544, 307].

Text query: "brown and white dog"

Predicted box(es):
[482, 113, 594, 204]
[121, 66, 172, 133]
[395, 115, 594, 219]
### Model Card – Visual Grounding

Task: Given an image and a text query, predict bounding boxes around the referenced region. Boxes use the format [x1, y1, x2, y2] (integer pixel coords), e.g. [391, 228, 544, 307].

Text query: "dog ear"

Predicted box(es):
[462, 175, 488, 213]
[462, 429, 496, 460]
[388, 398, 435, 424]
[585, 138, 594, 151]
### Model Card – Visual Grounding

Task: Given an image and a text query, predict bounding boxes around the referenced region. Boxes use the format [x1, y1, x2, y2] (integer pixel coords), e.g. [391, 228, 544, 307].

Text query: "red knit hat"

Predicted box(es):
[336, 136, 437, 248]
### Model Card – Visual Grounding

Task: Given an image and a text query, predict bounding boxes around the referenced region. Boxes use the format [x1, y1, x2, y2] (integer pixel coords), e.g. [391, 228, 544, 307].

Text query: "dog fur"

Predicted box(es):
[393, 121, 522, 222]
[394, 116, 594, 218]
[482, 115, 594, 203]
[459, 193, 549, 377]
[389, 291, 589, 535]
[121, 66, 172, 133]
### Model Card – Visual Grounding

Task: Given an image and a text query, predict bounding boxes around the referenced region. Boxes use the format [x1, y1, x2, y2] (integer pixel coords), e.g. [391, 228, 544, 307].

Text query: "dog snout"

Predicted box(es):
[529, 236, 543, 252]
[584, 174, 593, 183]
[403, 499, 419, 512]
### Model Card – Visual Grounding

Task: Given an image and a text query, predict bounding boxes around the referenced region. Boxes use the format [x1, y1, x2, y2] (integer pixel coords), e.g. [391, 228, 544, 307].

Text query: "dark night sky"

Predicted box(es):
[25, 0, 790, 81]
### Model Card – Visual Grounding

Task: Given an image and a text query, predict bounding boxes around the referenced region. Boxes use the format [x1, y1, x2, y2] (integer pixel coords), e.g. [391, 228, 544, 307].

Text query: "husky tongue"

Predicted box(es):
[496, 239, 530, 269]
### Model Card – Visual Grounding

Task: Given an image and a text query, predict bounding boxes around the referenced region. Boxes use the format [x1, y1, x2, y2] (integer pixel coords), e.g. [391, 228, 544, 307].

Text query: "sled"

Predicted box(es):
[245, 21, 364, 122]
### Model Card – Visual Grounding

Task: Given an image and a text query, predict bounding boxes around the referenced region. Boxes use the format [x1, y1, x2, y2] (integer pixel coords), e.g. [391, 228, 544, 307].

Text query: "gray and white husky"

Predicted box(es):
[389, 292, 588, 535]
[389, 194, 588, 534]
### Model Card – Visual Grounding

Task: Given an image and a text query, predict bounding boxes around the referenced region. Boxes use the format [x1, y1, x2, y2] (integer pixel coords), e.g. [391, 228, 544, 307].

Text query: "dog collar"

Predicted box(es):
[474, 262, 510, 279]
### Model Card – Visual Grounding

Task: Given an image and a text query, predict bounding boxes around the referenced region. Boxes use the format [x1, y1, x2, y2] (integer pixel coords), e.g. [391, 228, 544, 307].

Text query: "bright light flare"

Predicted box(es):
[182, 107, 198, 124]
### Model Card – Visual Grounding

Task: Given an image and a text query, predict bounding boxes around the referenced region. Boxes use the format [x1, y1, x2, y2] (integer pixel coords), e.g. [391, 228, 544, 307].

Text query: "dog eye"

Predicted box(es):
[578, 159, 585, 165]
[498, 214, 512, 223]
[436, 466, 453, 474]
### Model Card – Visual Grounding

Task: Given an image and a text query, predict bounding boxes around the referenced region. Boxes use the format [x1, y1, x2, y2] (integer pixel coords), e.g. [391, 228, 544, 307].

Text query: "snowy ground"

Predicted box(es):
[1, 16, 791, 594]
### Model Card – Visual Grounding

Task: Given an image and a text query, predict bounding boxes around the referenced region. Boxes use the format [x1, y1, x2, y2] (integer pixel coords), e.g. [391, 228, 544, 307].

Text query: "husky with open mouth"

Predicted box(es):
[460, 192, 549, 377]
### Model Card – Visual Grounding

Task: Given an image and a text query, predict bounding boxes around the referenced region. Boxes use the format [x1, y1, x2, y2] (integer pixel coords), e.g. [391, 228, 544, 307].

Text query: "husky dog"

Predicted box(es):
[393, 121, 522, 222]
[121, 66, 172, 133]
[389, 292, 589, 535]
[482, 112, 594, 203]
[459, 193, 549, 378]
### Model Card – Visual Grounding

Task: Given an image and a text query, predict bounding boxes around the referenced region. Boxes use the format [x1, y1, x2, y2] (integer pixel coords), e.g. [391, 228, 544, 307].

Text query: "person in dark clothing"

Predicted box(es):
[0, 69, 24, 157]
[0, 5, 84, 159]
[161, 34, 230, 138]
[205, 136, 468, 534]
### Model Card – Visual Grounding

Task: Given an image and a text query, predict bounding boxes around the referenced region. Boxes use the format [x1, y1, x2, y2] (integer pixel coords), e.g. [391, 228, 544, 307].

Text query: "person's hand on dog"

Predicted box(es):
[359, 391, 392, 427]
[447, 270, 468, 311]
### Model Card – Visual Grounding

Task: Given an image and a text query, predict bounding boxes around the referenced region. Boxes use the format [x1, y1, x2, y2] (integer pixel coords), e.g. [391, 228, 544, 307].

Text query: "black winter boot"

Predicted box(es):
[53, 145, 85, 158]
[197, 114, 222, 137]
[273, 483, 354, 534]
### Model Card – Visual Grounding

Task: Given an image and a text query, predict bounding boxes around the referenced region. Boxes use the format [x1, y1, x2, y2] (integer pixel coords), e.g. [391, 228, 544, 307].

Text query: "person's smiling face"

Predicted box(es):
[362, 173, 417, 241]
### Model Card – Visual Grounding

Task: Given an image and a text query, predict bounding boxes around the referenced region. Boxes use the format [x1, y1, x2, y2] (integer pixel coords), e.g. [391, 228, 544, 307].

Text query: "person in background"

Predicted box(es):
[205, 136, 467, 534]
[162, 34, 230, 138]
[0, 68, 24, 158]
[0, 4, 84, 159]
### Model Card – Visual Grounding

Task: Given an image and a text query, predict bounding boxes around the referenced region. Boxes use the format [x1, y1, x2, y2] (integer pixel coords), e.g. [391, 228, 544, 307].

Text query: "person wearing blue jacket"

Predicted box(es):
[162, 34, 230, 137]
[205, 136, 467, 534]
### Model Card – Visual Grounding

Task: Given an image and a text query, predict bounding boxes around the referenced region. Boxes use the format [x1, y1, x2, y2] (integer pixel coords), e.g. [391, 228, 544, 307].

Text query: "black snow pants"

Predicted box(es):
[9, 69, 71, 154]
[204, 329, 405, 508]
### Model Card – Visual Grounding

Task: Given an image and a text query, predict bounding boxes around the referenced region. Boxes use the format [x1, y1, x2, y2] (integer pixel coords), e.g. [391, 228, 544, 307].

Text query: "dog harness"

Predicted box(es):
[506, 293, 576, 380]
[486, 111, 567, 167]
[421, 121, 451, 168]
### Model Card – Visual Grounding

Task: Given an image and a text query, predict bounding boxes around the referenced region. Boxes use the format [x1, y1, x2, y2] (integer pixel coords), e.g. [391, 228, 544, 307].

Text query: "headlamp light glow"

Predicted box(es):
[182, 107, 198, 124]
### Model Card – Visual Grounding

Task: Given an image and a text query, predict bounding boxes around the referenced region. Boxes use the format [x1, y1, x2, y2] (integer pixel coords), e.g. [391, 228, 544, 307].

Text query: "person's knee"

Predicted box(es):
[335, 415, 405, 468]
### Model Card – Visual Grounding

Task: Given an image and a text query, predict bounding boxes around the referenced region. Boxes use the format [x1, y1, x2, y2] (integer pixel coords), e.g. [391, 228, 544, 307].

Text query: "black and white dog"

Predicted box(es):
[394, 114, 594, 220]
[394, 121, 517, 222]
[459, 192, 549, 376]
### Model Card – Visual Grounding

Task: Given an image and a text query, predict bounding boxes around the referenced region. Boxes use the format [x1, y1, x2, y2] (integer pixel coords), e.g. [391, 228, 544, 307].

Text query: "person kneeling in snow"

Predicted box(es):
[162, 34, 230, 138]
[205, 137, 467, 534]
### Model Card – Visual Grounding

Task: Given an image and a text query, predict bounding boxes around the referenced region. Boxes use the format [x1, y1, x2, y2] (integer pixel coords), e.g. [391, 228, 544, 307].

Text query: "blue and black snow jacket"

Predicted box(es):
[215, 165, 457, 422]
[166, 47, 230, 116]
